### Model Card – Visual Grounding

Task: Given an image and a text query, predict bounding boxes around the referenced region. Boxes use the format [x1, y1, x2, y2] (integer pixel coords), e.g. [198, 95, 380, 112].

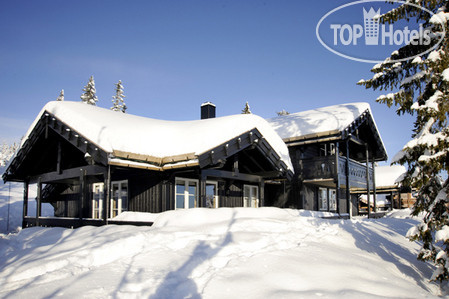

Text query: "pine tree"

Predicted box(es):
[0, 141, 19, 167]
[277, 109, 290, 116]
[56, 89, 64, 101]
[242, 101, 252, 114]
[80, 76, 98, 105]
[358, 1, 449, 282]
[111, 80, 127, 113]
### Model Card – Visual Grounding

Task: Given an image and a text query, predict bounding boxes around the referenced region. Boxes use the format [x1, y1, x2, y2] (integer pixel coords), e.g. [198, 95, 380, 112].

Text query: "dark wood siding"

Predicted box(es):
[54, 185, 83, 217]
[128, 173, 173, 213]
[219, 181, 243, 207]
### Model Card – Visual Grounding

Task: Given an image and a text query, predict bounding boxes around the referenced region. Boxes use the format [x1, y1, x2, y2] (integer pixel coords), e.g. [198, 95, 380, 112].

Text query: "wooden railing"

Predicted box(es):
[300, 156, 374, 188]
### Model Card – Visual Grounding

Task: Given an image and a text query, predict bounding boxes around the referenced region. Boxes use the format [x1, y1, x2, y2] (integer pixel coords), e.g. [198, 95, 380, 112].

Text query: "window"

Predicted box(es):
[243, 185, 259, 208]
[329, 189, 337, 211]
[206, 181, 219, 208]
[175, 178, 198, 209]
[111, 180, 128, 217]
[318, 187, 328, 211]
[92, 183, 104, 219]
[91, 180, 128, 219]
[319, 143, 336, 157]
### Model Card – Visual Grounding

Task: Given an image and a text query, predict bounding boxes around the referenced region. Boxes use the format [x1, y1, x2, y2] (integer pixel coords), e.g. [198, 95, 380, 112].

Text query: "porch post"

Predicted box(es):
[36, 177, 42, 226]
[103, 165, 111, 225]
[22, 180, 29, 228]
[365, 144, 371, 218]
[57, 141, 62, 174]
[335, 142, 340, 215]
[79, 168, 86, 224]
[199, 172, 206, 208]
[345, 139, 351, 217]
[259, 180, 265, 207]
[372, 160, 377, 213]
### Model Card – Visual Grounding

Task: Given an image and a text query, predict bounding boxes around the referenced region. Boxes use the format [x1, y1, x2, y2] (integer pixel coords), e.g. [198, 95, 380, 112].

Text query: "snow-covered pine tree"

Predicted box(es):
[56, 89, 64, 101]
[111, 80, 127, 113]
[0, 141, 19, 167]
[242, 101, 252, 114]
[80, 76, 98, 105]
[358, 1, 449, 282]
[277, 109, 290, 116]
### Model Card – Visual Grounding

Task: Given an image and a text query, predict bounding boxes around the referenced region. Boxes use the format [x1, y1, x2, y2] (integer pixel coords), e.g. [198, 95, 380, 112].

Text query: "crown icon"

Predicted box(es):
[363, 7, 381, 45]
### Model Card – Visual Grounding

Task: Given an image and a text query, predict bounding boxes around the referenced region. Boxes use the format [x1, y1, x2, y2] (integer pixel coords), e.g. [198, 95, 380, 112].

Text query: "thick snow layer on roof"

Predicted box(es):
[267, 102, 371, 140]
[375, 165, 406, 187]
[25, 101, 293, 170]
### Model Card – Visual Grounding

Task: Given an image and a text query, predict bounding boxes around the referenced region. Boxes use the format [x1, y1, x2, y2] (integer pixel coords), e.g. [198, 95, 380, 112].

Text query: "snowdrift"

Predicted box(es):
[0, 207, 441, 298]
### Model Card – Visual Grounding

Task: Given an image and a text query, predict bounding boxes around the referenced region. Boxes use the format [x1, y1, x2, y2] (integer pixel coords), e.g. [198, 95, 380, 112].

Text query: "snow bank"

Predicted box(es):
[0, 208, 441, 298]
[22, 101, 293, 170]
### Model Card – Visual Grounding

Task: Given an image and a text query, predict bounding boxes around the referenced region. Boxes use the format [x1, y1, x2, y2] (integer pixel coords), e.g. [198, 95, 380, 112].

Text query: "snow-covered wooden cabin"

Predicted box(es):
[2, 101, 293, 228]
[267, 103, 388, 217]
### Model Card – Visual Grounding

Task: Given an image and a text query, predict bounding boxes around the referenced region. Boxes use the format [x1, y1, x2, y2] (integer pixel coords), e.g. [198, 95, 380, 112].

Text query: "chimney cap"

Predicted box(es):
[201, 101, 216, 107]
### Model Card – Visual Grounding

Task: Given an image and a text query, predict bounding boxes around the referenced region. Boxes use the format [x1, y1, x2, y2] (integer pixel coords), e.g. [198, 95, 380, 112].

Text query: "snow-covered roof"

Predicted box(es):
[24, 101, 293, 171]
[375, 165, 406, 187]
[267, 102, 372, 140]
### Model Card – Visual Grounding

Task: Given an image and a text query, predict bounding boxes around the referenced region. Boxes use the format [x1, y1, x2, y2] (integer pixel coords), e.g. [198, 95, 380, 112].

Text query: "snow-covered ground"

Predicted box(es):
[0, 203, 443, 298]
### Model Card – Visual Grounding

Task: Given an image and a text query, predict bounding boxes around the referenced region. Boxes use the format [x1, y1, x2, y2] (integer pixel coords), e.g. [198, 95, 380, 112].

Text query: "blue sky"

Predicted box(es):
[0, 0, 416, 164]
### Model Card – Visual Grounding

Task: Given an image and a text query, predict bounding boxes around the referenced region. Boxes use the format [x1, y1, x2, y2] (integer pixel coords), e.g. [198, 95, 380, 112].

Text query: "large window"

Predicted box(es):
[175, 178, 198, 209]
[243, 185, 259, 208]
[111, 180, 128, 217]
[92, 183, 104, 219]
[91, 180, 128, 219]
[206, 181, 219, 208]
[318, 187, 328, 211]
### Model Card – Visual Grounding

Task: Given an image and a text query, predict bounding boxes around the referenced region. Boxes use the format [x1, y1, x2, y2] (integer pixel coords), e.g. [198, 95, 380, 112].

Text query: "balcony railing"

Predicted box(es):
[300, 155, 374, 189]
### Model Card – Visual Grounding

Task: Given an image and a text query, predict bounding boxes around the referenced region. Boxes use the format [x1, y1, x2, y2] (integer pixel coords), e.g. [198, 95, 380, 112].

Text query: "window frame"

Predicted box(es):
[175, 178, 199, 209]
[110, 180, 128, 218]
[243, 184, 259, 208]
[91, 180, 128, 219]
[206, 180, 219, 208]
[92, 183, 104, 219]
[329, 189, 337, 211]
[318, 187, 328, 211]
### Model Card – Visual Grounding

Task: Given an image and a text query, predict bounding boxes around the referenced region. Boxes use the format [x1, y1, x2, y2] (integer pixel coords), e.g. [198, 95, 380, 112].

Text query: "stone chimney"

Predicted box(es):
[201, 102, 216, 119]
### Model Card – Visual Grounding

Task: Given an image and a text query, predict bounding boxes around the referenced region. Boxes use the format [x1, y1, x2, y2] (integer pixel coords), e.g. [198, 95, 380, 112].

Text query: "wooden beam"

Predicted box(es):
[202, 169, 262, 183]
[29, 165, 107, 184]
[259, 180, 265, 207]
[372, 159, 377, 213]
[335, 142, 341, 215]
[349, 135, 365, 147]
[57, 141, 62, 174]
[103, 165, 111, 225]
[199, 174, 206, 208]
[36, 178, 42, 227]
[366, 144, 371, 219]
[79, 169, 86, 223]
[22, 181, 29, 228]
[346, 139, 351, 217]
